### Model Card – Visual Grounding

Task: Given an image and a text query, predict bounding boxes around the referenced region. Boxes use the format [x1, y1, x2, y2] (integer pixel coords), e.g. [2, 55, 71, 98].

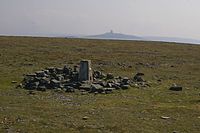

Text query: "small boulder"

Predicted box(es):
[106, 73, 114, 79]
[133, 73, 145, 82]
[121, 85, 130, 90]
[37, 86, 46, 91]
[56, 68, 64, 74]
[79, 83, 92, 91]
[161, 116, 170, 119]
[122, 77, 130, 85]
[91, 84, 104, 93]
[82, 116, 89, 120]
[26, 73, 37, 77]
[104, 88, 115, 94]
[35, 71, 46, 77]
[11, 81, 17, 84]
[169, 84, 182, 91]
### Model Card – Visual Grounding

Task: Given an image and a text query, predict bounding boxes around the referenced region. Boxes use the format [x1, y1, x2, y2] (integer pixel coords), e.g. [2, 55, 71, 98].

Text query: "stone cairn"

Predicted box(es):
[21, 60, 147, 94]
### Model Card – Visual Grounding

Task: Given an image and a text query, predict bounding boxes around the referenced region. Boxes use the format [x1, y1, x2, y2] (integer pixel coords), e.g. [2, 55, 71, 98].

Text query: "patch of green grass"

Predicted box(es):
[0, 36, 200, 132]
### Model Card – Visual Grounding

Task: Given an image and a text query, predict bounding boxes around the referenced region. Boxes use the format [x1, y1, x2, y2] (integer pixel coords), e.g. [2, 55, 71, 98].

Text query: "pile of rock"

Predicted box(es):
[21, 60, 148, 94]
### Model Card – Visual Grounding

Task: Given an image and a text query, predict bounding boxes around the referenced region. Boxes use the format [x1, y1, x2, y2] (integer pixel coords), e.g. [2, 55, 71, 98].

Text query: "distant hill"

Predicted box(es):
[82, 30, 142, 40]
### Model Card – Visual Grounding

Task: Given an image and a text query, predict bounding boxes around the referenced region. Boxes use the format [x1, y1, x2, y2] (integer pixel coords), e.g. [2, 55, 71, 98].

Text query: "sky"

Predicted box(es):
[0, 0, 200, 39]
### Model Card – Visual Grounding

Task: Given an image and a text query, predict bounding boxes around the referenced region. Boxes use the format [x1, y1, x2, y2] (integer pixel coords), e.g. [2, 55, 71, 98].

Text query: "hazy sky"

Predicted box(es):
[0, 0, 200, 39]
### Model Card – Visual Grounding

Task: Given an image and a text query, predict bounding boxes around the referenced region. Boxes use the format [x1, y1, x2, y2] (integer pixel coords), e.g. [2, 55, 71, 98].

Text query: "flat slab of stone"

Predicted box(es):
[169, 86, 182, 91]
[79, 84, 92, 91]
[26, 73, 37, 77]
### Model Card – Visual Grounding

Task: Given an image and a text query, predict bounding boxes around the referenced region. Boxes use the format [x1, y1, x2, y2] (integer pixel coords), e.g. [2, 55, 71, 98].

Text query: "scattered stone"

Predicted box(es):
[161, 116, 170, 119]
[65, 86, 75, 92]
[121, 85, 130, 90]
[26, 73, 37, 77]
[169, 84, 182, 91]
[54, 88, 63, 93]
[79, 83, 92, 91]
[93, 70, 105, 79]
[56, 68, 64, 74]
[91, 84, 104, 93]
[106, 73, 114, 79]
[82, 116, 89, 120]
[37, 86, 46, 91]
[35, 71, 46, 77]
[104, 88, 115, 93]
[157, 79, 162, 82]
[11, 81, 17, 84]
[133, 73, 145, 82]
[135, 72, 144, 76]
[50, 79, 61, 89]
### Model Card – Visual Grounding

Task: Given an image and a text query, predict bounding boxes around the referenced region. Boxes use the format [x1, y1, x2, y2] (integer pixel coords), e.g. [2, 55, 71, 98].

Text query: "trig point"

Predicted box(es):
[79, 60, 93, 82]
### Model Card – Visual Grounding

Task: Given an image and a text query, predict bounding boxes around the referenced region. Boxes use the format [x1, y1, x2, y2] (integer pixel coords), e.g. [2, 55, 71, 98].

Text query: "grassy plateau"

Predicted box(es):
[0, 36, 200, 133]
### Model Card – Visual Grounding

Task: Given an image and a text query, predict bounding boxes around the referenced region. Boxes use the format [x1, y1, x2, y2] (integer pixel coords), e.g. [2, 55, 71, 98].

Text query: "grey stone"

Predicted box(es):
[44, 70, 50, 74]
[98, 81, 107, 87]
[47, 67, 55, 73]
[26, 73, 37, 77]
[121, 85, 130, 90]
[169, 86, 182, 91]
[50, 79, 61, 89]
[63, 65, 70, 75]
[56, 68, 63, 74]
[91, 84, 104, 93]
[11, 81, 17, 84]
[71, 72, 79, 82]
[135, 72, 144, 76]
[26, 82, 39, 90]
[93, 70, 101, 78]
[112, 83, 121, 89]
[39, 77, 50, 85]
[104, 88, 115, 94]
[107, 83, 113, 88]
[133, 74, 144, 82]
[104, 88, 115, 91]
[79, 83, 92, 91]
[35, 71, 46, 77]
[160, 116, 170, 119]
[56, 75, 64, 81]
[106, 73, 114, 79]
[122, 77, 130, 84]
[82, 116, 89, 120]
[37, 86, 46, 91]
[93, 70, 105, 79]
[54, 88, 63, 93]
[73, 65, 78, 72]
